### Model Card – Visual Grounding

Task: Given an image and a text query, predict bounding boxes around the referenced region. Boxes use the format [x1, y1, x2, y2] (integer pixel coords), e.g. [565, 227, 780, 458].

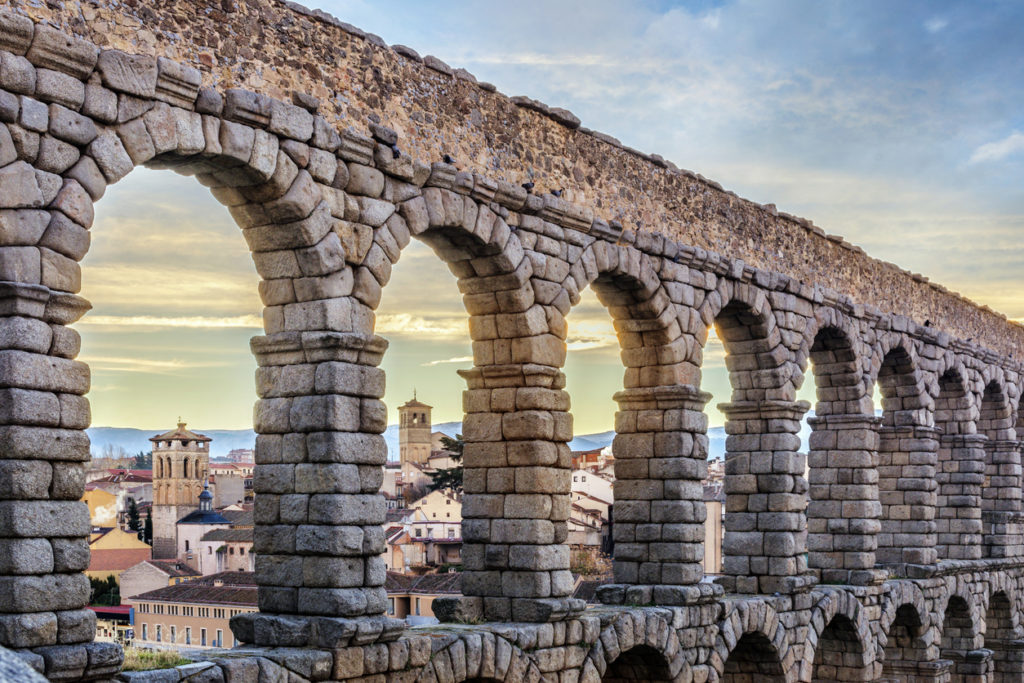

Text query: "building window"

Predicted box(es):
[186, 627, 191, 645]
[446, 499, 451, 505]
[216, 629, 223, 648]
[240, 548, 245, 555]
[185, 540, 190, 552]
[208, 547, 212, 554]
[448, 529, 455, 538]
[388, 598, 395, 615]
[415, 529, 422, 537]
[170, 626, 176, 643]
[229, 547, 234, 555]
[415, 598, 420, 616]
[446, 513, 450, 518]
[573, 476, 577, 482]
[142, 624, 147, 641]
[156, 625, 162, 642]
[201, 628, 207, 647]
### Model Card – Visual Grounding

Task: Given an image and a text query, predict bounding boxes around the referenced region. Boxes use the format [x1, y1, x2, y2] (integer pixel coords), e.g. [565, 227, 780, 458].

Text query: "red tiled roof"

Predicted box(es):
[88, 548, 152, 573]
[130, 572, 257, 606]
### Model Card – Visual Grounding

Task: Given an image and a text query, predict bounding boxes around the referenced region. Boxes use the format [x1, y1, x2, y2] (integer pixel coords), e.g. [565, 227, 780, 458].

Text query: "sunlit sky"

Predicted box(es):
[76, 0, 1024, 433]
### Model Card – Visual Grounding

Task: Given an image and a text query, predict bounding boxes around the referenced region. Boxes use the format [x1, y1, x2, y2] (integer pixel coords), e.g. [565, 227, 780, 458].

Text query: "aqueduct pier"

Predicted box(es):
[0, 1, 1023, 681]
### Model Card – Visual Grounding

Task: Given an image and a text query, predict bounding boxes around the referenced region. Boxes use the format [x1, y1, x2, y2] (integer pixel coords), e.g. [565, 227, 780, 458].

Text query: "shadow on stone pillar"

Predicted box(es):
[595, 384, 724, 607]
[716, 399, 817, 595]
[806, 413, 887, 586]
[451, 363, 586, 623]
[876, 422, 939, 575]
[230, 331, 405, 649]
[935, 434, 985, 561]
[0, 283, 124, 680]
[983, 440, 1023, 559]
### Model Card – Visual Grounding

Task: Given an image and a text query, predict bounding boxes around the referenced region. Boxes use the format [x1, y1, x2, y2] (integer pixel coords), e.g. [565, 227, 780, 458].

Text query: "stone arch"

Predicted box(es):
[984, 583, 1024, 681]
[939, 593, 983, 679]
[932, 362, 985, 560]
[802, 310, 880, 580]
[712, 601, 796, 683]
[585, 610, 688, 682]
[802, 590, 876, 682]
[871, 332, 938, 565]
[414, 633, 540, 683]
[877, 581, 931, 680]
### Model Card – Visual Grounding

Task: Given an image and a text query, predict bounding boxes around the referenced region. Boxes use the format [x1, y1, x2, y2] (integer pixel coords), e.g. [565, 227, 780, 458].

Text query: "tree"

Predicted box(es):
[132, 450, 152, 470]
[143, 508, 153, 546]
[428, 433, 464, 495]
[127, 499, 141, 534]
[90, 575, 120, 606]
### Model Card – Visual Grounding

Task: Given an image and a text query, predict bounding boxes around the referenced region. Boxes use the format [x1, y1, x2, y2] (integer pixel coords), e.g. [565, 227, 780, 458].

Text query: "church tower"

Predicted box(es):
[150, 421, 211, 559]
[398, 395, 432, 467]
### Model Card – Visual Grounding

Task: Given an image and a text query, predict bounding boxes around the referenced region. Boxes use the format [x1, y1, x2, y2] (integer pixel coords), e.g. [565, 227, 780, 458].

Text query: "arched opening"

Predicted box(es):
[805, 324, 877, 583]
[881, 603, 928, 679]
[941, 596, 981, 679]
[722, 631, 786, 682]
[602, 644, 673, 682]
[985, 591, 1022, 681]
[978, 381, 1021, 559]
[933, 369, 983, 560]
[812, 614, 871, 682]
[561, 282, 619, 587]
[874, 345, 936, 566]
[706, 295, 807, 595]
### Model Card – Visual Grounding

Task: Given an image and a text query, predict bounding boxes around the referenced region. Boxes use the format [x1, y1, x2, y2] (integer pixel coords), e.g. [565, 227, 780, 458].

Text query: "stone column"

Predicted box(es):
[0, 283, 122, 678]
[983, 440, 1023, 559]
[988, 639, 1024, 682]
[595, 384, 723, 606]
[876, 424, 939, 569]
[456, 364, 585, 623]
[718, 399, 815, 594]
[882, 659, 953, 683]
[935, 434, 985, 561]
[806, 414, 885, 585]
[230, 331, 405, 649]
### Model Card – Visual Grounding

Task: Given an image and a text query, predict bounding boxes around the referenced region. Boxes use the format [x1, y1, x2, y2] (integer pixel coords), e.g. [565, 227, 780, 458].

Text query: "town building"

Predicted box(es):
[175, 484, 233, 574]
[151, 422, 211, 559]
[384, 571, 461, 625]
[385, 489, 462, 573]
[128, 572, 257, 650]
[209, 462, 254, 508]
[398, 395, 432, 467]
[85, 527, 152, 583]
[119, 560, 202, 601]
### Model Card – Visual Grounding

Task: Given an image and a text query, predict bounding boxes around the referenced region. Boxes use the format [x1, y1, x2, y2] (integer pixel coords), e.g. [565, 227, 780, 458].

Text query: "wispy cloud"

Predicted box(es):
[376, 313, 468, 337]
[924, 17, 949, 34]
[79, 315, 263, 329]
[969, 132, 1024, 164]
[79, 355, 229, 374]
[422, 356, 474, 366]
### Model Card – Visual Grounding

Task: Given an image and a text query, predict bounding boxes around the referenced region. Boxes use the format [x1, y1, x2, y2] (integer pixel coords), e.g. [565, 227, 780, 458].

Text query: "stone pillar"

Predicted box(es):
[983, 440, 1023, 559]
[456, 364, 585, 623]
[987, 639, 1024, 682]
[882, 659, 953, 683]
[230, 331, 405, 649]
[595, 384, 723, 606]
[876, 424, 939, 569]
[0, 283, 122, 678]
[935, 434, 985, 561]
[717, 399, 815, 594]
[944, 648, 994, 683]
[806, 414, 886, 585]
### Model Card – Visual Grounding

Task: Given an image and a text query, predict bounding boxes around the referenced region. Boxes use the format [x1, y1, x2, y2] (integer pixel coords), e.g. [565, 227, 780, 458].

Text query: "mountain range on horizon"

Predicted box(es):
[86, 420, 814, 463]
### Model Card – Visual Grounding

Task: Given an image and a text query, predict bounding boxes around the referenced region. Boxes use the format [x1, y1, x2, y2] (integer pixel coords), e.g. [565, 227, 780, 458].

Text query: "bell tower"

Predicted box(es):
[398, 394, 432, 466]
[150, 421, 211, 559]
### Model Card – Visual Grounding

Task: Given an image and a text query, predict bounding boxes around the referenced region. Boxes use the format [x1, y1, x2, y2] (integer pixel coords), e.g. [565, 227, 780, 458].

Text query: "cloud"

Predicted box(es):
[422, 356, 474, 366]
[924, 17, 948, 33]
[78, 315, 264, 329]
[79, 355, 229, 374]
[969, 132, 1024, 164]
[376, 313, 467, 338]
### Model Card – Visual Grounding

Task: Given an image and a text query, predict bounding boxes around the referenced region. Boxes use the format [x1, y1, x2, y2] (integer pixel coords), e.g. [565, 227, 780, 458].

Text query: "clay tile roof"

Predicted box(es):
[150, 421, 211, 443]
[384, 571, 461, 595]
[400, 398, 432, 409]
[220, 509, 254, 527]
[88, 548, 153, 573]
[201, 528, 253, 543]
[131, 572, 258, 606]
[147, 560, 200, 577]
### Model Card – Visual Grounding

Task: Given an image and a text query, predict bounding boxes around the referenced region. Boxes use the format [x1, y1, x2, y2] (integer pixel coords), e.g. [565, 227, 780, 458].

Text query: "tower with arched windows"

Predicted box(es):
[398, 396, 433, 467]
[150, 422, 211, 559]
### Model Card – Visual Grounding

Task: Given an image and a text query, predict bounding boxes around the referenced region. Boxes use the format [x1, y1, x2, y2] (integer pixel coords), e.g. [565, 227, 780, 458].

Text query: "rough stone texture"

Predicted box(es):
[0, 4, 1023, 682]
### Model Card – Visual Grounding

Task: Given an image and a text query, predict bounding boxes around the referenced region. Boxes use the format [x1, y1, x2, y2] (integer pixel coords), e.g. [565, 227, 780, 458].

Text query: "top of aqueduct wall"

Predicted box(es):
[14, 0, 1024, 360]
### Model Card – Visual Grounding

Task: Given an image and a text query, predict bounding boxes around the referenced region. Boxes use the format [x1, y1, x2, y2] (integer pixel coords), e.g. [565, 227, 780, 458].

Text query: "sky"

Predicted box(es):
[76, 0, 1024, 434]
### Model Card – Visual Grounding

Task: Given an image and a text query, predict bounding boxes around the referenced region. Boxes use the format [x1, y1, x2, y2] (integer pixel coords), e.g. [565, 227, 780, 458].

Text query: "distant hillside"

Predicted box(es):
[88, 419, 811, 463]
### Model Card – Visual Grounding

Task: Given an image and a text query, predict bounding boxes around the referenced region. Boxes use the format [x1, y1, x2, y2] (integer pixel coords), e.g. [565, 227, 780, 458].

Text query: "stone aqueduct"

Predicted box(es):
[0, 1, 1023, 681]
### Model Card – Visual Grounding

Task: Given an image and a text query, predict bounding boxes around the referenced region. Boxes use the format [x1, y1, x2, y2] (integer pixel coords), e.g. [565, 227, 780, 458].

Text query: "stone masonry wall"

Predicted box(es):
[9, 0, 1024, 359]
